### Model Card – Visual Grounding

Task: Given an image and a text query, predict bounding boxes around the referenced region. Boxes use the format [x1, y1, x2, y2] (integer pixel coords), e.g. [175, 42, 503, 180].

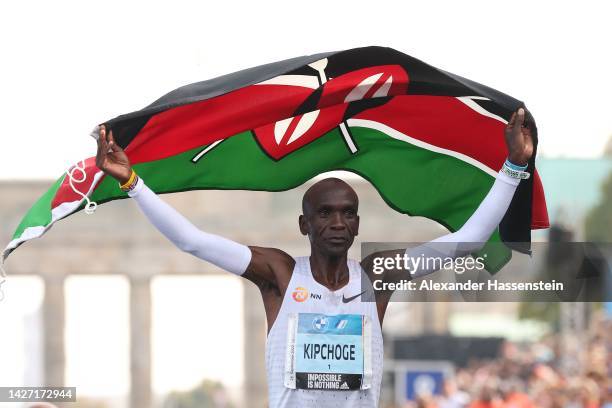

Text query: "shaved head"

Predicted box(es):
[302, 178, 358, 215]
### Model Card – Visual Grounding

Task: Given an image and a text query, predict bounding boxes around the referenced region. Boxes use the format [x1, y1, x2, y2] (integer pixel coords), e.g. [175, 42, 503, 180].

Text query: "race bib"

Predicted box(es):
[284, 313, 372, 391]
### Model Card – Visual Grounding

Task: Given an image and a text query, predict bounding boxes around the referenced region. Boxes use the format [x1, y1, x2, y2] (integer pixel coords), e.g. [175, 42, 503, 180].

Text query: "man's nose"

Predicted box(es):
[329, 212, 346, 229]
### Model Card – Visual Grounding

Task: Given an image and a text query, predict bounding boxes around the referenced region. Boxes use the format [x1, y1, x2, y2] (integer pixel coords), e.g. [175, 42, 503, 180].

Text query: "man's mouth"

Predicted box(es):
[327, 236, 348, 244]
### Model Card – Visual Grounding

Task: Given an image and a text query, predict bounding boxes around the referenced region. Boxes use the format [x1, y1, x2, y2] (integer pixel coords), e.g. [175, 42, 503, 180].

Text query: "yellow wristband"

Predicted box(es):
[119, 170, 137, 190]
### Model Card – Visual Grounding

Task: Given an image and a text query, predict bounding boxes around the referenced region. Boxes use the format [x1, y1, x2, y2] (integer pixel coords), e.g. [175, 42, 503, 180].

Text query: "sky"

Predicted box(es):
[0, 0, 611, 180]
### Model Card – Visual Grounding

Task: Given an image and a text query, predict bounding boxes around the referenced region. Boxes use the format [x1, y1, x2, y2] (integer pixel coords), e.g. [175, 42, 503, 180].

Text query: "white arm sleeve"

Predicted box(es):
[407, 169, 521, 278]
[127, 178, 252, 275]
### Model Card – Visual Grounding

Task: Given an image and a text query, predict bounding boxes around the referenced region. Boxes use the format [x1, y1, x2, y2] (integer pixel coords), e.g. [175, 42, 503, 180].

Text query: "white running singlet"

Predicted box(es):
[266, 256, 383, 408]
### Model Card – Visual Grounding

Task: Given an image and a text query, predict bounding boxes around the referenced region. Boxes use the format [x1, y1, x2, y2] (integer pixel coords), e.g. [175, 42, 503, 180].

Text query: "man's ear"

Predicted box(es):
[299, 214, 309, 236]
[355, 215, 360, 237]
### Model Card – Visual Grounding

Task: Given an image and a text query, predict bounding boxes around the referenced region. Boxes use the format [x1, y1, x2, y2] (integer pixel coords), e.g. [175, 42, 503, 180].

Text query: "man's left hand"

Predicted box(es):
[504, 107, 534, 166]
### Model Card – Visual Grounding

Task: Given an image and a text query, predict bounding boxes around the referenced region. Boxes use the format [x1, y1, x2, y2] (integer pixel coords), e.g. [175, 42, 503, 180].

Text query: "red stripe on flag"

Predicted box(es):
[354, 95, 549, 229]
[125, 85, 314, 164]
[124, 65, 409, 165]
[354, 96, 507, 170]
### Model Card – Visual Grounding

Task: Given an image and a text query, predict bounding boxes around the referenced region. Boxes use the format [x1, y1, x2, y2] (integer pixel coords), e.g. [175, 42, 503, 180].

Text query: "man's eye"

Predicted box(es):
[319, 209, 330, 216]
[345, 209, 356, 216]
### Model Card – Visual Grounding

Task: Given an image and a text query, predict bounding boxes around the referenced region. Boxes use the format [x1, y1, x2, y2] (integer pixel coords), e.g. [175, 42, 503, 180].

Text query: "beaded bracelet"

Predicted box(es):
[119, 170, 139, 192]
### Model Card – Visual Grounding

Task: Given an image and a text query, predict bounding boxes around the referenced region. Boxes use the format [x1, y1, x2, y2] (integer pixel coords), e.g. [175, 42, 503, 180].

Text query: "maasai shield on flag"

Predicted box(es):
[3, 46, 549, 271]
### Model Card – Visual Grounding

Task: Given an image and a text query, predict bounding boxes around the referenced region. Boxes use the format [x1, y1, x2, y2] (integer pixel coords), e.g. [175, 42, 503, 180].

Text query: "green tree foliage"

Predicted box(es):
[162, 380, 234, 408]
[518, 302, 560, 329]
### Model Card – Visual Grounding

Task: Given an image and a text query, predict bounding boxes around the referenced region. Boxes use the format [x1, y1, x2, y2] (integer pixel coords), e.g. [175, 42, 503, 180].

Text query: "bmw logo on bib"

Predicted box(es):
[312, 315, 329, 332]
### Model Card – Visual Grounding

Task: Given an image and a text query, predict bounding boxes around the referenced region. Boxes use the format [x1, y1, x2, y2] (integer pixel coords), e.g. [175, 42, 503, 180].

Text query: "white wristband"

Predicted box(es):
[501, 162, 530, 180]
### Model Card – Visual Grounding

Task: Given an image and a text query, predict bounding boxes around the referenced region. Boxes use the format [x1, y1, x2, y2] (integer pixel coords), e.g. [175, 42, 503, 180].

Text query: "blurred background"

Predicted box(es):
[1, 1, 611, 407]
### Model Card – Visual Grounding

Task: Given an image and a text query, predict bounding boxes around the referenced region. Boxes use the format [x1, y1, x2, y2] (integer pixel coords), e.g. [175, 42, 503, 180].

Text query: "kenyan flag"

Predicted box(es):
[3, 47, 549, 271]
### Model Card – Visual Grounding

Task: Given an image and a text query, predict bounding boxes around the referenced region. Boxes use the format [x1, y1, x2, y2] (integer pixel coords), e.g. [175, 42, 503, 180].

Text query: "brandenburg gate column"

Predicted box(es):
[43, 274, 66, 388]
[129, 275, 152, 408]
[242, 280, 267, 408]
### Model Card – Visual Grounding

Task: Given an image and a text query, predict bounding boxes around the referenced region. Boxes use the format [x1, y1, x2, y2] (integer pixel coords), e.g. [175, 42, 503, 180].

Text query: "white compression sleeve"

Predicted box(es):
[407, 169, 521, 278]
[127, 178, 252, 275]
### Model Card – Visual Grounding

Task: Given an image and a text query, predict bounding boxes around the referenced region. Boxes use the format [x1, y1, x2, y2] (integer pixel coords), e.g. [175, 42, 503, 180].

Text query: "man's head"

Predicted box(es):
[299, 178, 359, 257]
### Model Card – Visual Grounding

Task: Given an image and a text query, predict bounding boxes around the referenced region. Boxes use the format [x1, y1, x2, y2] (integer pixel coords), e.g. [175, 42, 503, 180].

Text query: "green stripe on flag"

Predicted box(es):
[12, 175, 66, 239]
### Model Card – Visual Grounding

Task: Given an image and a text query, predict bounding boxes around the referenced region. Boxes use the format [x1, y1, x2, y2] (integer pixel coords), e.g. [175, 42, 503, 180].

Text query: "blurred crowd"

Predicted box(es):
[395, 312, 611, 408]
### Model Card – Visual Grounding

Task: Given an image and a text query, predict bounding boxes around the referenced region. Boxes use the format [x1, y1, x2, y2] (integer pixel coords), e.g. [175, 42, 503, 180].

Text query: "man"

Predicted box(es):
[96, 107, 533, 407]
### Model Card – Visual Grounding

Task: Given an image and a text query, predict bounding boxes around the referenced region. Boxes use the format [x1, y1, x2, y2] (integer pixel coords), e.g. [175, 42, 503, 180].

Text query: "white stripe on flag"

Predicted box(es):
[346, 118, 498, 178]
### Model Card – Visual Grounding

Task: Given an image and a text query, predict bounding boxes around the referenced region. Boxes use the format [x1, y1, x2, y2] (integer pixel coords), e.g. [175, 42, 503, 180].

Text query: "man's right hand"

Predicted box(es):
[95, 125, 133, 185]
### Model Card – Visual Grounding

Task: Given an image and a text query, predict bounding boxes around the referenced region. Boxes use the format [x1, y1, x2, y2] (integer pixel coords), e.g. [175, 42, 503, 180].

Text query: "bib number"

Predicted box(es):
[284, 313, 372, 391]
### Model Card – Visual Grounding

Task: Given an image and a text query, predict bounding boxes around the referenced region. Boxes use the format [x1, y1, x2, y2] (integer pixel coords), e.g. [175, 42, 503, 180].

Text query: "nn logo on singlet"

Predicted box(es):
[292, 287, 322, 302]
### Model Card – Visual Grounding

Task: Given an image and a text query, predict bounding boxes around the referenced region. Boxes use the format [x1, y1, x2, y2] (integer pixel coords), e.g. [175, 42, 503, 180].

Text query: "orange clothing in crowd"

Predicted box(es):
[502, 392, 535, 408]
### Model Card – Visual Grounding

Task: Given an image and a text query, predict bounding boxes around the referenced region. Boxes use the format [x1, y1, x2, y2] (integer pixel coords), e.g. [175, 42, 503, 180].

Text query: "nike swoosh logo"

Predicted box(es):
[342, 291, 366, 303]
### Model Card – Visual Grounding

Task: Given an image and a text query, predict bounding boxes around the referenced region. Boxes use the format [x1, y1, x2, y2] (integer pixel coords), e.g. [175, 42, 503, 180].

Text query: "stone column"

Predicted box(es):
[43, 275, 65, 387]
[242, 281, 267, 408]
[130, 276, 152, 408]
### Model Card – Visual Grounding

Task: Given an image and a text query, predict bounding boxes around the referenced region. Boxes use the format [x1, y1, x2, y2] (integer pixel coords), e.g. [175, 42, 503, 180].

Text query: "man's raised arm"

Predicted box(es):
[125, 177, 252, 275]
[95, 125, 286, 283]
[364, 107, 535, 281]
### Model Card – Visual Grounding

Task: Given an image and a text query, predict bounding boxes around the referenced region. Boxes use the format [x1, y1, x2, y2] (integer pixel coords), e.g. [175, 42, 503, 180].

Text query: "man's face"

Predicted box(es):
[299, 180, 360, 256]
